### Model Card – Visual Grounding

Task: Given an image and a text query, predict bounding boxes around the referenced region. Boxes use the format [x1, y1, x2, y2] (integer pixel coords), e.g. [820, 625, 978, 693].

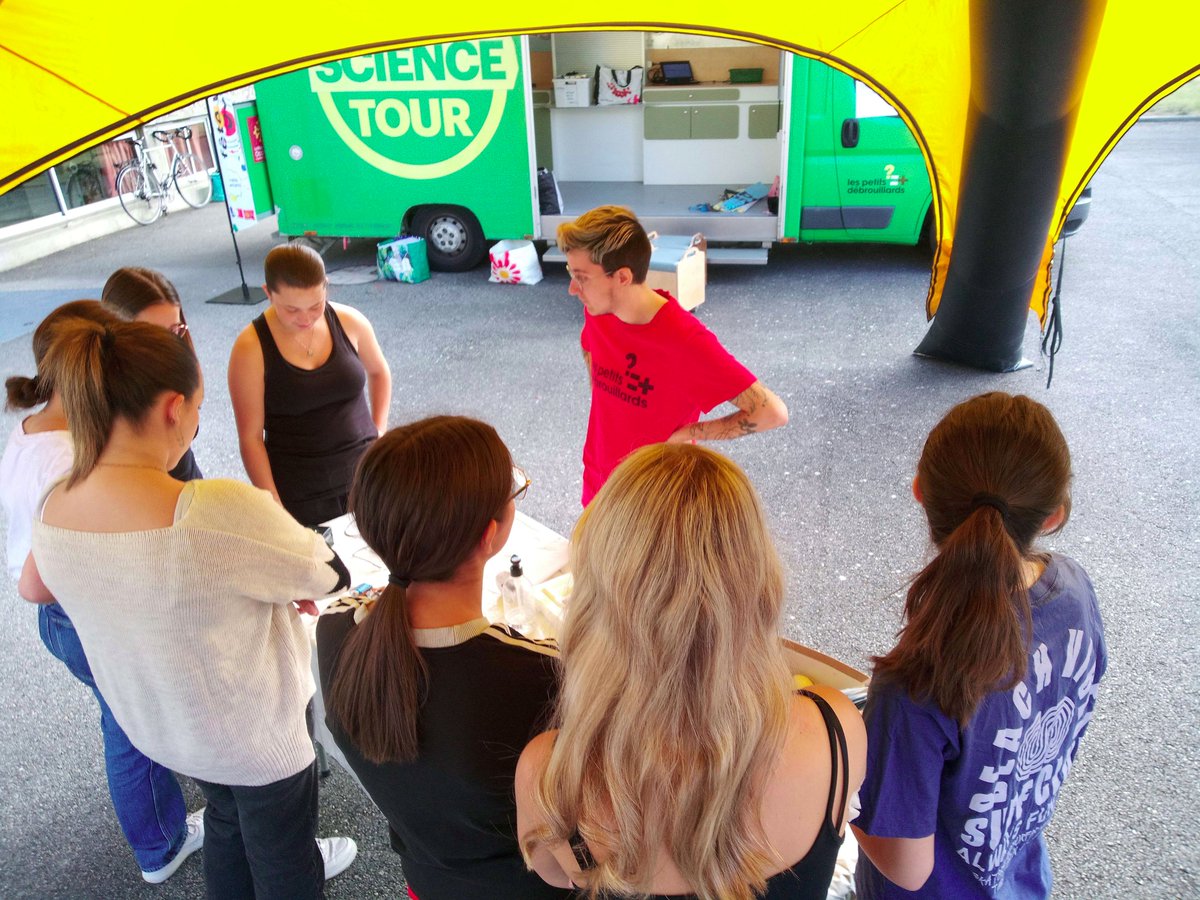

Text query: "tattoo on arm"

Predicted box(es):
[690, 383, 768, 441]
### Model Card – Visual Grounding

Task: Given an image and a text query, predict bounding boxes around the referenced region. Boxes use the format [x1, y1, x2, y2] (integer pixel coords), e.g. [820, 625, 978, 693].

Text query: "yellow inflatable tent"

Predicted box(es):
[1, 1, 1195, 367]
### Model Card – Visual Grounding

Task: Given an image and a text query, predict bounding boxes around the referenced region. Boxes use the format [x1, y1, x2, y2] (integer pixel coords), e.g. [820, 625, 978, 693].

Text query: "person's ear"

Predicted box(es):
[912, 475, 924, 505]
[165, 392, 185, 426]
[478, 518, 501, 556]
[1042, 504, 1067, 533]
[612, 266, 633, 287]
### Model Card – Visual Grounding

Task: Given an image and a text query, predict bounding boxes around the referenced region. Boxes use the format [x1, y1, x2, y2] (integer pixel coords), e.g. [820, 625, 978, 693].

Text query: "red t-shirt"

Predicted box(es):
[579, 291, 756, 506]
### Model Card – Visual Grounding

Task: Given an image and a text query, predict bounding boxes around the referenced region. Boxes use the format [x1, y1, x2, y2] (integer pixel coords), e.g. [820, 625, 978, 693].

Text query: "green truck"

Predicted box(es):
[254, 34, 933, 270]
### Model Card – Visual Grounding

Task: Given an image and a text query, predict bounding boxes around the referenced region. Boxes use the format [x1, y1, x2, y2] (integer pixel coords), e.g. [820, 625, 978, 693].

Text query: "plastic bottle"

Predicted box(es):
[496, 554, 537, 635]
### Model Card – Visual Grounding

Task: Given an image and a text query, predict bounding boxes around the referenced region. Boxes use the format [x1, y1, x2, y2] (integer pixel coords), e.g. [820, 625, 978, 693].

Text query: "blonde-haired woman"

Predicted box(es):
[516, 443, 866, 900]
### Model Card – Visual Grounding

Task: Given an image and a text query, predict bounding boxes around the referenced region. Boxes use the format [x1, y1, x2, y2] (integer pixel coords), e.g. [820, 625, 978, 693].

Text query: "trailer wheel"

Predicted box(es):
[411, 206, 486, 271]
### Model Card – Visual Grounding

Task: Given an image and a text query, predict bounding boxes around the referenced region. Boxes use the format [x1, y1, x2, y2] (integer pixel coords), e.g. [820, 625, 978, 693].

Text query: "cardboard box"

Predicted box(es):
[645, 232, 707, 311]
[554, 76, 593, 107]
[781, 638, 869, 691]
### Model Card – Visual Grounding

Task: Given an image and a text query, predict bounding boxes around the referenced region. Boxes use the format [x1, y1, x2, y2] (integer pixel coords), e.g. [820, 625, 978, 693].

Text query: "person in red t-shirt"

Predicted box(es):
[559, 205, 789, 506]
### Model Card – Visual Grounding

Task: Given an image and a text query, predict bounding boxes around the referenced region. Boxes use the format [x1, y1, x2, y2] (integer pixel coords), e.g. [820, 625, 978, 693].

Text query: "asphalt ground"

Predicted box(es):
[0, 119, 1195, 898]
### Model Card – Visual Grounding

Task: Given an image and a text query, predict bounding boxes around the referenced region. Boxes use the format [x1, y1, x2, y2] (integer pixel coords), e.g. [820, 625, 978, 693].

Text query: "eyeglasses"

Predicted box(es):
[168, 322, 189, 337]
[510, 465, 531, 503]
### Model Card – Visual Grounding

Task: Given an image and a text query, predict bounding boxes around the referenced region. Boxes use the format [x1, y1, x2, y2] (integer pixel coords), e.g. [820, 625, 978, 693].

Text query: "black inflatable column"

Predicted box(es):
[914, 0, 1105, 371]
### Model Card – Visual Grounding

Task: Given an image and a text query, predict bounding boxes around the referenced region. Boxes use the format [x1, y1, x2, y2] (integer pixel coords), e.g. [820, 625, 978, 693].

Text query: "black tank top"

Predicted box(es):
[572, 690, 849, 900]
[252, 304, 377, 526]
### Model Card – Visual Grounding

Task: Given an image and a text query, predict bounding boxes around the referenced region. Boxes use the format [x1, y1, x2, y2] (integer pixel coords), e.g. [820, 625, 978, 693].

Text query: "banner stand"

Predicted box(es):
[205, 96, 268, 305]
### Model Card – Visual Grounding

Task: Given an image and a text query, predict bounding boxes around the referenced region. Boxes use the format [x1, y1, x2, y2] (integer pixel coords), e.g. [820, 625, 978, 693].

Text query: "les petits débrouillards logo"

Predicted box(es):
[309, 39, 519, 180]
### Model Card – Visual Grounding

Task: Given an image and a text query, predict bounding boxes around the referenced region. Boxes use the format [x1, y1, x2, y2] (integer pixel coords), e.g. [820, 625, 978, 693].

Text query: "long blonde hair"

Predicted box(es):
[527, 444, 793, 900]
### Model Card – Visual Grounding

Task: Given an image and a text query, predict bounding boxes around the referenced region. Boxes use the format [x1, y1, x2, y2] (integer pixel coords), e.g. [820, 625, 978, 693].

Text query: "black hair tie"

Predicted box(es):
[970, 493, 1011, 519]
[100, 328, 117, 352]
[388, 573, 412, 588]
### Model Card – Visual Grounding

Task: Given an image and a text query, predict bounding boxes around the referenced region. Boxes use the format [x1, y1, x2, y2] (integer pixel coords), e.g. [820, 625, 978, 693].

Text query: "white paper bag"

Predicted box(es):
[489, 239, 543, 285]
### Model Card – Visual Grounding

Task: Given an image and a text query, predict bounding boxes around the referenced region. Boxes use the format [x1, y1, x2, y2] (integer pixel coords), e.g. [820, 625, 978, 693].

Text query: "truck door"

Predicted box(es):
[830, 73, 930, 243]
[781, 56, 850, 241]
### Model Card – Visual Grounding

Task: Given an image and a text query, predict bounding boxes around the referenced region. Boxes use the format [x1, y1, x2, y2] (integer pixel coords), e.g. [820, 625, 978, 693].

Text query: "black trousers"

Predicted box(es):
[193, 759, 324, 899]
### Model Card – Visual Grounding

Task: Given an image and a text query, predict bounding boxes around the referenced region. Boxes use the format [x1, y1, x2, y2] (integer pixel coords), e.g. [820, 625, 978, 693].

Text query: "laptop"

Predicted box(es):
[659, 60, 698, 85]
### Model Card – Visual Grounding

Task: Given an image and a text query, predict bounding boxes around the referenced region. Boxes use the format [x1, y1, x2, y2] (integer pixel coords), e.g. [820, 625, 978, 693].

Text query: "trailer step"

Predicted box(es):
[541, 245, 768, 266]
[707, 247, 769, 265]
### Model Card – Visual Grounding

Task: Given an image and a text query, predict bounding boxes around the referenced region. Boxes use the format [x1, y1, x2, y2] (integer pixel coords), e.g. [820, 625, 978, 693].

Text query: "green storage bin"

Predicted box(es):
[729, 67, 764, 84]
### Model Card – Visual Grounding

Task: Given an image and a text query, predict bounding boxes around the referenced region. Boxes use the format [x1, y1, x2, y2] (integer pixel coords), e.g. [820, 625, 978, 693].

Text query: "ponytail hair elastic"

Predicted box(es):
[970, 493, 1011, 520]
[388, 573, 412, 589]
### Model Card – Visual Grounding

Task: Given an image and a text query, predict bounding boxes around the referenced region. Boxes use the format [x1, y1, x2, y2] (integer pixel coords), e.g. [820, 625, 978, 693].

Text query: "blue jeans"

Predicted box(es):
[38, 602, 187, 873]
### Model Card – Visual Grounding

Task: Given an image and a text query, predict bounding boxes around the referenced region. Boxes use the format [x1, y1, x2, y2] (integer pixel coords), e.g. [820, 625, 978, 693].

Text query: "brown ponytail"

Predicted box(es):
[41, 318, 200, 487]
[873, 392, 1072, 724]
[5, 300, 117, 411]
[325, 416, 513, 763]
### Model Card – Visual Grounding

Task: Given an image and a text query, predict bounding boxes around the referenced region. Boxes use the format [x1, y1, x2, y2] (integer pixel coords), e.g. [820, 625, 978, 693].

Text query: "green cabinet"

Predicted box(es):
[645, 106, 690, 139]
[645, 104, 739, 140]
[748, 103, 782, 139]
[690, 106, 739, 138]
[643, 87, 741, 103]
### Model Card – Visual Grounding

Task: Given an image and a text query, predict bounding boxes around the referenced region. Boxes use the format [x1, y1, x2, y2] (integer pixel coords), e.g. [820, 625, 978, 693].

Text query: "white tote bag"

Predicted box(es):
[489, 239, 543, 285]
[596, 65, 644, 105]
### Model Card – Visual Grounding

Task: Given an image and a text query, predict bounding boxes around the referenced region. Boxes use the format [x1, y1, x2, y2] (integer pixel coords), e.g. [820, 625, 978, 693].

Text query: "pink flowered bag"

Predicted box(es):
[597, 65, 644, 106]
[488, 240, 543, 285]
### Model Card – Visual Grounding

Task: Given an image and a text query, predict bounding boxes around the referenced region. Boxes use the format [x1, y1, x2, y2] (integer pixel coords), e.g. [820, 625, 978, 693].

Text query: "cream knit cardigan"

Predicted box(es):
[32, 478, 342, 786]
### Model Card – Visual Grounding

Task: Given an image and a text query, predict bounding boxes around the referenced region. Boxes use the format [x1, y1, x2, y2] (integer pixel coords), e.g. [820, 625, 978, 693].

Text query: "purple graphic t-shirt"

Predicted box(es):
[855, 553, 1106, 898]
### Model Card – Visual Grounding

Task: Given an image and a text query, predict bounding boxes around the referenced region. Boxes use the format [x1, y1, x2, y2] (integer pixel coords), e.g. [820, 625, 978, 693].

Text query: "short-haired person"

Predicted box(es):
[229, 243, 391, 526]
[317, 415, 569, 900]
[1, 301, 203, 884]
[558, 205, 788, 506]
[26, 316, 358, 897]
[851, 393, 1106, 897]
[516, 443, 865, 899]
[102, 266, 203, 482]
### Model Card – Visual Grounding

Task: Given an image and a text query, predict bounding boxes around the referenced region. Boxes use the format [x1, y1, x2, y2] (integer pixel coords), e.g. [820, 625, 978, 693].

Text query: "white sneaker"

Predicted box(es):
[317, 836, 357, 881]
[142, 808, 205, 884]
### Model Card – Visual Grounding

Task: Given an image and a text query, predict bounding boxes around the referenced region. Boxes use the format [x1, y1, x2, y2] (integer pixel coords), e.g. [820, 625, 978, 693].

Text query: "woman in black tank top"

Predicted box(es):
[229, 244, 391, 527]
[515, 444, 866, 900]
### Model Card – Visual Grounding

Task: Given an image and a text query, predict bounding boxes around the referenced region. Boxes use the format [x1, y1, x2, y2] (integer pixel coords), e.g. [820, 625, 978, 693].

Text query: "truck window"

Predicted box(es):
[855, 80, 898, 118]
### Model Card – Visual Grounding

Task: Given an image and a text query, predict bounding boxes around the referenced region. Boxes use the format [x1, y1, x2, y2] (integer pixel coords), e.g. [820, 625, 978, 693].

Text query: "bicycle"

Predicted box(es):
[115, 126, 212, 225]
[63, 159, 105, 208]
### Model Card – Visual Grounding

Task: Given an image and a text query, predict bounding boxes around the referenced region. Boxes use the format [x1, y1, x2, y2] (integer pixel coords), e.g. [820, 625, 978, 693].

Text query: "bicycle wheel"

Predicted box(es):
[173, 154, 212, 208]
[116, 164, 161, 225]
[65, 171, 87, 208]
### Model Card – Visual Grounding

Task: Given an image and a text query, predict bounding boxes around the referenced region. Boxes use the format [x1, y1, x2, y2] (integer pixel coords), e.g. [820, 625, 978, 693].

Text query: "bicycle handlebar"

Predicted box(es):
[151, 126, 194, 142]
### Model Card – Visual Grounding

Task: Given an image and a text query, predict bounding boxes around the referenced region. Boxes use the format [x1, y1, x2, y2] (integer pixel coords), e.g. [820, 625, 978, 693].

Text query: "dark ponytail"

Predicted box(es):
[874, 392, 1072, 724]
[5, 300, 117, 412]
[325, 416, 513, 764]
[41, 318, 199, 487]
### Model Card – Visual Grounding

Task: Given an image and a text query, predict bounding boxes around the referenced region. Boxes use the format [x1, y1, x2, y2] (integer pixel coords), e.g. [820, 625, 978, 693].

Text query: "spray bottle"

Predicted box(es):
[496, 554, 538, 635]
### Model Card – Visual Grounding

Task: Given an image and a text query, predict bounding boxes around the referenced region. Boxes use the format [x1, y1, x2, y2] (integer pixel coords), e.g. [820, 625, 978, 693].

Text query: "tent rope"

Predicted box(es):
[1040, 235, 1067, 389]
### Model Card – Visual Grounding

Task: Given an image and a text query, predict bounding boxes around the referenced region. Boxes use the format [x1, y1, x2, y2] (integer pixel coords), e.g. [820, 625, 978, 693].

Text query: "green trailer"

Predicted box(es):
[254, 34, 932, 271]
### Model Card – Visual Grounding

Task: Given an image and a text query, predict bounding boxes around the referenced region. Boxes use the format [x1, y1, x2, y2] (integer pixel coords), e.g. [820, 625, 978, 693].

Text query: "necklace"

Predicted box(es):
[95, 462, 165, 472]
[293, 329, 316, 358]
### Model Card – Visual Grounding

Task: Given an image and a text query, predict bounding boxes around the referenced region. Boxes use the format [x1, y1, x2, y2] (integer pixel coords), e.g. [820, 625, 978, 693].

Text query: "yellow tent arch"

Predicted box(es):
[2, 2, 1196, 367]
